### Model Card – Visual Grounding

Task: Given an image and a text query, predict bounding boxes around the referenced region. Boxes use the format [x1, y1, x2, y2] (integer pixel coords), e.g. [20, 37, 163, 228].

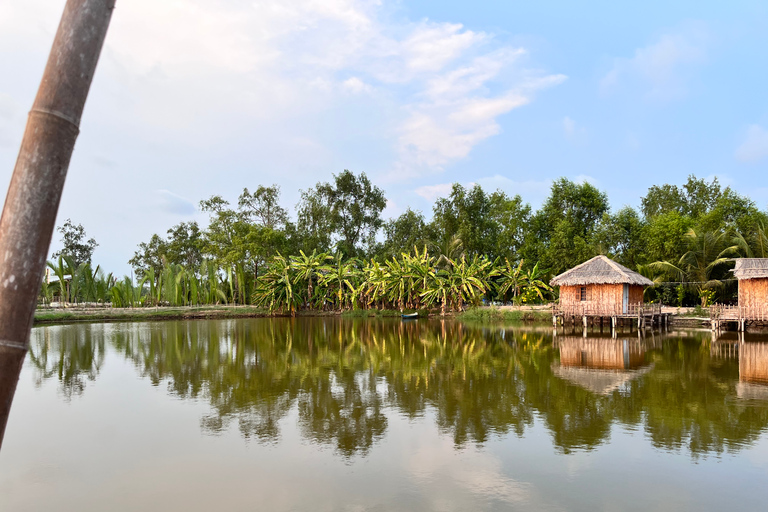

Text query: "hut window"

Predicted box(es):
[579, 287, 587, 301]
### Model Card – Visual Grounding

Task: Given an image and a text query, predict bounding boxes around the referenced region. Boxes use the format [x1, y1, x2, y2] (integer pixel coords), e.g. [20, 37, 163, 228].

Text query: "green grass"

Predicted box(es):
[341, 309, 406, 318]
[678, 305, 710, 317]
[34, 305, 269, 325]
[458, 307, 551, 323]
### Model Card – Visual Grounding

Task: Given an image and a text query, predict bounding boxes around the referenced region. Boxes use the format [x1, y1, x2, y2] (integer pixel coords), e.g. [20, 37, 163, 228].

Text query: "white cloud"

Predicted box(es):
[415, 183, 456, 201]
[573, 174, 599, 186]
[0, 1, 563, 271]
[154, 190, 197, 216]
[415, 175, 553, 206]
[601, 23, 708, 100]
[401, 22, 486, 73]
[382, 198, 401, 219]
[735, 125, 768, 163]
[341, 77, 373, 94]
[2, 0, 562, 176]
[474, 175, 552, 202]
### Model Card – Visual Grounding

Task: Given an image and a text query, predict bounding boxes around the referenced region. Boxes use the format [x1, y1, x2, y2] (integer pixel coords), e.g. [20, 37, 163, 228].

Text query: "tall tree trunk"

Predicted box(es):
[0, 0, 115, 451]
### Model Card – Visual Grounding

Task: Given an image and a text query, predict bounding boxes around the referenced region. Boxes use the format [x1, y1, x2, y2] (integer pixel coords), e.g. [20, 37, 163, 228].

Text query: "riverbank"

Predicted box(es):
[32, 303, 714, 328]
[33, 305, 270, 325]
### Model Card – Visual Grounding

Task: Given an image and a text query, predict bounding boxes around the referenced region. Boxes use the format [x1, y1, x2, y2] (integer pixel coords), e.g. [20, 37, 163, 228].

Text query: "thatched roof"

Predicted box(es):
[732, 258, 768, 280]
[550, 255, 653, 287]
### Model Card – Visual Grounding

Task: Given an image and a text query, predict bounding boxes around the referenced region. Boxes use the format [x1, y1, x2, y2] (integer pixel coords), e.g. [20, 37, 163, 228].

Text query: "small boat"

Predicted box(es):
[401, 312, 419, 319]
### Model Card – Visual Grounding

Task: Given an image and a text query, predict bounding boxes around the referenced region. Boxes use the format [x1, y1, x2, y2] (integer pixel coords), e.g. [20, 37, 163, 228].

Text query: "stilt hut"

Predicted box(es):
[550, 255, 654, 317]
[734, 258, 768, 317]
[710, 259, 768, 331]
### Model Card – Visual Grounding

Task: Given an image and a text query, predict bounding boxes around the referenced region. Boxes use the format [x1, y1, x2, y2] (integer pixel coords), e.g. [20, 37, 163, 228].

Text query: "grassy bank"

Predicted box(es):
[458, 306, 552, 323]
[34, 305, 269, 325]
[33, 304, 554, 326]
[340, 309, 404, 318]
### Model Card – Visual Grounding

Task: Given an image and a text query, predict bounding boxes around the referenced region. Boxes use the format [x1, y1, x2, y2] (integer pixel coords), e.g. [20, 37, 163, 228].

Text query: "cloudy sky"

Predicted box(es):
[1, 0, 767, 274]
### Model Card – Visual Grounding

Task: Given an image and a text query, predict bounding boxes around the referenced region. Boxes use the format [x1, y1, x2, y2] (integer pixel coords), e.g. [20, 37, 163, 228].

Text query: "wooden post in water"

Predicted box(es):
[0, 0, 115, 451]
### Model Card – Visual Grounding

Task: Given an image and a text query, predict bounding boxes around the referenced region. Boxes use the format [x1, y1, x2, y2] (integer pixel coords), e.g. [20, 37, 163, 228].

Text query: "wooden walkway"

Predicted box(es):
[710, 304, 768, 332]
[552, 303, 669, 335]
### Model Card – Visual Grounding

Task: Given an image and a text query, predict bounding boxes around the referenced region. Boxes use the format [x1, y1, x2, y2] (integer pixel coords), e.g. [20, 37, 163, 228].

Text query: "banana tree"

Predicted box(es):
[496, 258, 524, 304]
[291, 250, 331, 309]
[421, 269, 451, 316]
[253, 254, 299, 315]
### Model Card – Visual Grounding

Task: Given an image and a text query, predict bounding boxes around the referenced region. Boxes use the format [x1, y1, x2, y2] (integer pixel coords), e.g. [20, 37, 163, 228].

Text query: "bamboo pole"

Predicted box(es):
[0, 0, 115, 451]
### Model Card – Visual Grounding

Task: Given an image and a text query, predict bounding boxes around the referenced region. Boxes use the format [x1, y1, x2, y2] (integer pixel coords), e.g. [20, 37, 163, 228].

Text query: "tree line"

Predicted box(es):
[43, 171, 768, 310]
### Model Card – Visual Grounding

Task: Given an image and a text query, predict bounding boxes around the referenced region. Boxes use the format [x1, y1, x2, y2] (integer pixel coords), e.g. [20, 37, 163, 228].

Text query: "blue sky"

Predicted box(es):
[1, 1, 767, 274]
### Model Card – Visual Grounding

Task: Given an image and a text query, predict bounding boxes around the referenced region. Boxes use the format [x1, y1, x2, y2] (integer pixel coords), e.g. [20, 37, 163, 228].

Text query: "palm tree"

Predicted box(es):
[648, 228, 739, 306]
[431, 233, 464, 270]
[733, 222, 768, 258]
[47, 255, 74, 305]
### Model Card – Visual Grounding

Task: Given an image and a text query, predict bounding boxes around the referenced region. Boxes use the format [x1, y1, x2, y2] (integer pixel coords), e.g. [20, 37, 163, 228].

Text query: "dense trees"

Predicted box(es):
[41, 171, 768, 309]
[296, 170, 386, 257]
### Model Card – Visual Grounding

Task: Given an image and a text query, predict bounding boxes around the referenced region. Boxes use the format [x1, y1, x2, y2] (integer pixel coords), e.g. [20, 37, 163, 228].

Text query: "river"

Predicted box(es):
[1, 318, 767, 511]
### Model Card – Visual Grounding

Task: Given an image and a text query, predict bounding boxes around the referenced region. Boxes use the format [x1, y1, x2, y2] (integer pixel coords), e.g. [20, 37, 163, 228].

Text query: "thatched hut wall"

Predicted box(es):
[558, 337, 646, 370]
[740, 342, 768, 384]
[738, 278, 768, 309]
[559, 284, 644, 315]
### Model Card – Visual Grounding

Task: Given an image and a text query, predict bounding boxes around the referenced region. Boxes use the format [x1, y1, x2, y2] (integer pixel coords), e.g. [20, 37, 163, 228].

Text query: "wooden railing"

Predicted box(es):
[553, 302, 662, 317]
[710, 304, 768, 321]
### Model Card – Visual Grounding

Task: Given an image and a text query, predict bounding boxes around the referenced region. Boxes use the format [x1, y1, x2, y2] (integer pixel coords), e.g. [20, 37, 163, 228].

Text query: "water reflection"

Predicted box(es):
[26, 320, 768, 458]
[711, 334, 768, 402]
[553, 336, 654, 396]
[27, 324, 106, 400]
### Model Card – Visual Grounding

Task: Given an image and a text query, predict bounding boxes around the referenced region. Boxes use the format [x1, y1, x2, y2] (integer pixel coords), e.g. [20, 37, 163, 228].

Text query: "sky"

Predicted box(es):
[1, 0, 767, 275]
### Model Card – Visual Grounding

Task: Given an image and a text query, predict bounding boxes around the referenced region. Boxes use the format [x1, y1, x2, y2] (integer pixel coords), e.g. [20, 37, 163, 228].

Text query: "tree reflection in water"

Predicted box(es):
[27, 320, 768, 458]
[27, 324, 106, 400]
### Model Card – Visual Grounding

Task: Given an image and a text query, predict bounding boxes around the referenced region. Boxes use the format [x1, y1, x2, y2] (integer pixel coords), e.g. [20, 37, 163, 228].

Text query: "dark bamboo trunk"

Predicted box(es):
[0, 0, 115, 451]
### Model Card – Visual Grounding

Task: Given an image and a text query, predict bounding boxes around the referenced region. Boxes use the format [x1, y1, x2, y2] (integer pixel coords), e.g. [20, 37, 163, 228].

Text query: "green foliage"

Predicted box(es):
[51, 219, 98, 267]
[379, 208, 429, 259]
[458, 307, 551, 323]
[296, 170, 386, 257]
[523, 178, 610, 274]
[44, 173, 768, 311]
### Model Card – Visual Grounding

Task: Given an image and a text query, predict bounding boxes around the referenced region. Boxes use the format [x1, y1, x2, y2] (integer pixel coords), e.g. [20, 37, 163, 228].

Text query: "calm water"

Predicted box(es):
[2, 319, 768, 511]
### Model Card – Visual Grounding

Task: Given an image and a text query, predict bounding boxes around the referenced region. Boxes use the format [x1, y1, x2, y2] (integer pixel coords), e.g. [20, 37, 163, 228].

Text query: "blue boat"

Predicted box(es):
[401, 312, 419, 319]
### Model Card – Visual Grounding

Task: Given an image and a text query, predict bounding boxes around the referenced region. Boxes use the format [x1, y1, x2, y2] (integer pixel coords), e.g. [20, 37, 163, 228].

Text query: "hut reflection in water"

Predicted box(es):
[710, 333, 768, 400]
[553, 335, 655, 395]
